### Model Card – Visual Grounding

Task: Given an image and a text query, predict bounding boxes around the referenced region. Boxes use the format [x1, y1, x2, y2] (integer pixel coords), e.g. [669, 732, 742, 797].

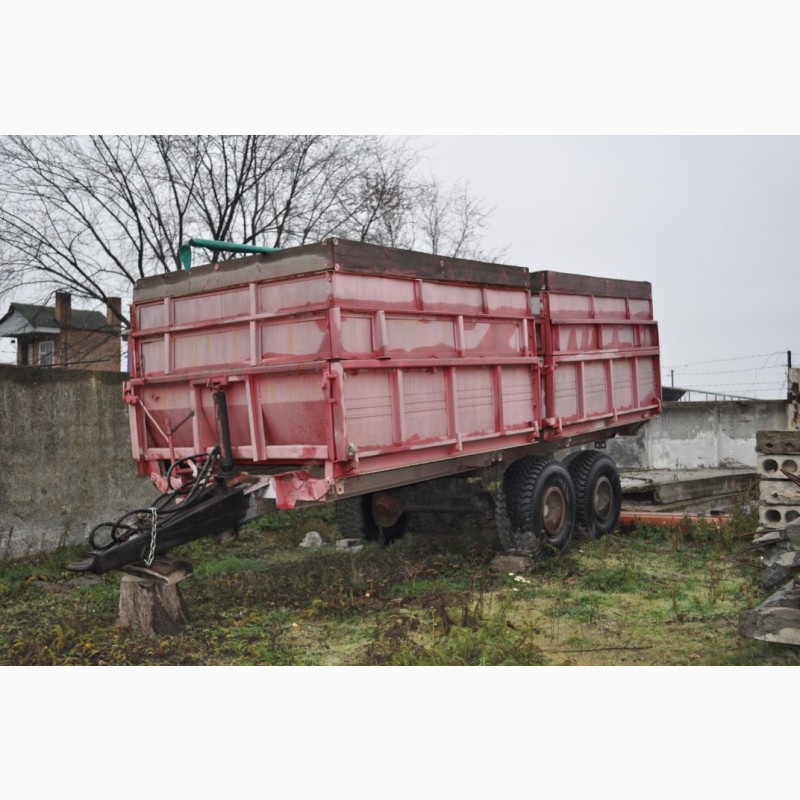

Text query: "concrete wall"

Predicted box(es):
[0, 365, 154, 560]
[607, 400, 788, 470]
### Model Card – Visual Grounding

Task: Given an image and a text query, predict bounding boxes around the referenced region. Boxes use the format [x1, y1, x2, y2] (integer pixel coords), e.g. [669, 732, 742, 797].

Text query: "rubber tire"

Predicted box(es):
[567, 450, 621, 540]
[334, 496, 379, 541]
[491, 458, 548, 554]
[492, 469, 519, 553]
[334, 495, 408, 545]
[376, 515, 409, 546]
[506, 457, 576, 556]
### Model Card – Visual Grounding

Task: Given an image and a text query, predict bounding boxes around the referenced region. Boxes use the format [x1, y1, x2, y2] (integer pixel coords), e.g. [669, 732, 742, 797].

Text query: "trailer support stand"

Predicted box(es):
[117, 556, 193, 635]
[213, 390, 235, 472]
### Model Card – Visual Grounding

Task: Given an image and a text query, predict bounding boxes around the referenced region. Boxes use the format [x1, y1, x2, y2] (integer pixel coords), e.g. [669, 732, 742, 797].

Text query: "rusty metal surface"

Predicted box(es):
[133, 238, 531, 304]
[529, 270, 652, 300]
[328, 238, 530, 289]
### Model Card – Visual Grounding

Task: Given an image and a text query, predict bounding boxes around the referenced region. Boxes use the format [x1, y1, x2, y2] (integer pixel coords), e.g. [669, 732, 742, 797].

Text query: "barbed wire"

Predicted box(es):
[661, 350, 794, 398]
[662, 350, 792, 394]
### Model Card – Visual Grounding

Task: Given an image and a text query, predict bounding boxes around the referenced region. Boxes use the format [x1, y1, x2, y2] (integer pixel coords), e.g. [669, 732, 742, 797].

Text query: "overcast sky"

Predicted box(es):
[413, 135, 800, 399]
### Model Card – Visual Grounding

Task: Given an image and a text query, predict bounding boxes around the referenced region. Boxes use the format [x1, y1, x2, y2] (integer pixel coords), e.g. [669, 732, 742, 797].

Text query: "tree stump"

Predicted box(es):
[117, 556, 193, 635]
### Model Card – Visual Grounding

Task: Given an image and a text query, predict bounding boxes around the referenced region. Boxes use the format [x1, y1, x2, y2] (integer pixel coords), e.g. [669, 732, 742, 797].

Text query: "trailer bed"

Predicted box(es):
[125, 239, 661, 508]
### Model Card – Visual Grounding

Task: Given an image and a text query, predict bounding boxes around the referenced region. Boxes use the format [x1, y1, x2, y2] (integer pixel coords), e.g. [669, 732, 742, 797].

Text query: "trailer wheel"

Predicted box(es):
[506, 457, 576, 556]
[370, 493, 409, 545]
[377, 517, 409, 545]
[334, 495, 408, 545]
[568, 450, 621, 539]
[491, 472, 518, 553]
[334, 497, 379, 542]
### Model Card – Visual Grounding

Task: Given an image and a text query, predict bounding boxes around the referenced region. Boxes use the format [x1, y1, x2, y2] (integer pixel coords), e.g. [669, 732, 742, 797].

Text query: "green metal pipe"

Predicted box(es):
[179, 238, 279, 271]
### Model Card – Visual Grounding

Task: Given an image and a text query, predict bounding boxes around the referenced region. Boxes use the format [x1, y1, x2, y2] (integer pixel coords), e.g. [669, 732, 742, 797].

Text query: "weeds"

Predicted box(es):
[0, 501, 788, 666]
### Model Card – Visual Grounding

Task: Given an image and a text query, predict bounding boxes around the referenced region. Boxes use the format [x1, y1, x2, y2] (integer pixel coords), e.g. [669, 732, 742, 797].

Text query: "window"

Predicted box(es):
[26, 343, 34, 365]
[39, 340, 54, 367]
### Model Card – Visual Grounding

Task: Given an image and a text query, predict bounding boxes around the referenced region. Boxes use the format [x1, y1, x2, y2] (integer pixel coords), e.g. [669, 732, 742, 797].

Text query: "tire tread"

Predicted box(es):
[568, 450, 621, 539]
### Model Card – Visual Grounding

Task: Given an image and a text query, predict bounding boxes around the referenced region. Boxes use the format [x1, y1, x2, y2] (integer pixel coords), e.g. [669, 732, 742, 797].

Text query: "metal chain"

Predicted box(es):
[144, 508, 158, 566]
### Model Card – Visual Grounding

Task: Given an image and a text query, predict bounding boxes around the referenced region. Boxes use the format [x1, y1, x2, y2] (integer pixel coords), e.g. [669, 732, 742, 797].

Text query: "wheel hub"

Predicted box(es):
[541, 485, 566, 538]
[593, 476, 613, 522]
[371, 492, 404, 528]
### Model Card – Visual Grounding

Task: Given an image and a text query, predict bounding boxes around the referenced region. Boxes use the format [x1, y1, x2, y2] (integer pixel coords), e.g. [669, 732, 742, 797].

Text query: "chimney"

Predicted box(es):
[54, 291, 71, 328]
[106, 297, 122, 331]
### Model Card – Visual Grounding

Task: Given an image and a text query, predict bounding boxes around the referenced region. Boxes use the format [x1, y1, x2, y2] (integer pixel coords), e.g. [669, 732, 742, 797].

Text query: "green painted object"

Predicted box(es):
[179, 238, 279, 271]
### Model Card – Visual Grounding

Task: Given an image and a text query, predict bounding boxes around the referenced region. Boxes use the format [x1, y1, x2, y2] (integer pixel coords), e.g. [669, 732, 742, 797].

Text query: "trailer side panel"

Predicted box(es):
[125, 241, 660, 505]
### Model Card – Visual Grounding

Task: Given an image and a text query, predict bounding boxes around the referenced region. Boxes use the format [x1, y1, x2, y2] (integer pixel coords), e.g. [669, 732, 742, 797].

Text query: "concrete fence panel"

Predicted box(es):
[0, 365, 154, 560]
[607, 400, 787, 470]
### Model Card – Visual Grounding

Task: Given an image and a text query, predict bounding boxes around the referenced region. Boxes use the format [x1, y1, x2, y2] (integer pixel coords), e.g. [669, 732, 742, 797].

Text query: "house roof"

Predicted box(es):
[0, 302, 115, 338]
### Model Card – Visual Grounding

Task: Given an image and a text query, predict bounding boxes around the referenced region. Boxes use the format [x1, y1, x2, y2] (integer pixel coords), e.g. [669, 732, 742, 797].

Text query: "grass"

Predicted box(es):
[1, 502, 798, 666]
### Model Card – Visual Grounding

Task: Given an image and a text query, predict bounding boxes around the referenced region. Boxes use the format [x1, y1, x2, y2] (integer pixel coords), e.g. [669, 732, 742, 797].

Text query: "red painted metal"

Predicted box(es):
[125, 239, 661, 507]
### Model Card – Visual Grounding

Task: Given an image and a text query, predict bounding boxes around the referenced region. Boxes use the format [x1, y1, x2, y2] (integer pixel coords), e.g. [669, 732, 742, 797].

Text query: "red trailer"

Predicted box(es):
[71, 239, 661, 573]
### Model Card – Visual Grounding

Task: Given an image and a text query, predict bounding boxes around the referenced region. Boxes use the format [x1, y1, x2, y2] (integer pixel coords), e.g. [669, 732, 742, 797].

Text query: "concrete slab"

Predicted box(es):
[620, 468, 756, 514]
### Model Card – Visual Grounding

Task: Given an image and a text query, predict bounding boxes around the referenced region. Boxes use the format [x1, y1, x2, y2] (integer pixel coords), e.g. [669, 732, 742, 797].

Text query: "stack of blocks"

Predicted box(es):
[738, 378, 800, 645]
[757, 429, 800, 529]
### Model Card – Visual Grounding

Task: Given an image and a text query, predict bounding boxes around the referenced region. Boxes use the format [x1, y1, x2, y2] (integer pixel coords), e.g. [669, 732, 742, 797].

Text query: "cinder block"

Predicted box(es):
[760, 479, 800, 506]
[759, 505, 800, 529]
[756, 430, 800, 454]
[757, 453, 800, 479]
[336, 538, 364, 552]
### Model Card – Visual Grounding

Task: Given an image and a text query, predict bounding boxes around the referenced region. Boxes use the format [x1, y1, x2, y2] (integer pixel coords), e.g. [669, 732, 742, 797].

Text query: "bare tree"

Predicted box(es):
[413, 176, 503, 261]
[0, 135, 501, 332]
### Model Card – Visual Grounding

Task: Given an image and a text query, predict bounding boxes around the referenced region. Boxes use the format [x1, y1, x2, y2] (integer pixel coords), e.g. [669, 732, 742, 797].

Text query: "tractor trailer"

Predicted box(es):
[70, 238, 660, 573]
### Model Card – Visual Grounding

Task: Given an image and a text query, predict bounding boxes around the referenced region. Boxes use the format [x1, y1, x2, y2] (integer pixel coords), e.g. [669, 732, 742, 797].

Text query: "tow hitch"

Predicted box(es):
[67, 447, 249, 575]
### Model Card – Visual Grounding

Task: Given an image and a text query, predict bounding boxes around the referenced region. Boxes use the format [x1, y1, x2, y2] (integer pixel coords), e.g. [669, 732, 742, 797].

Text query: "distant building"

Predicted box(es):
[0, 291, 122, 371]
